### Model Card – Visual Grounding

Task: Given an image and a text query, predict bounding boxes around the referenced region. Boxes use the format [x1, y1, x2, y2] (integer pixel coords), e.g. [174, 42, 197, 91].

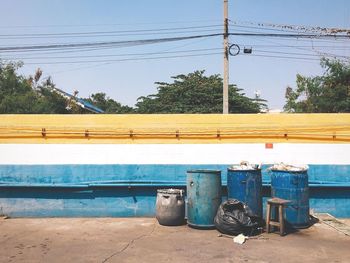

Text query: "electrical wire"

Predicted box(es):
[0, 45, 131, 54]
[240, 36, 350, 44]
[0, 25, 223, 39]
[0, 24, 222, 36]
[40, 37, 218, 76]
[229, 32, 350, 39]
[234, 43, 350, 49]
[252, 49, 350, 59]
[17, 52, 222, 65]
[228, 28, 350, 45]
[0, 19, 222, 29]
[230, 23, 302, 33]
[0, 20, 348, 72]
[230, 20, 350, 35]
[0, 47, 222, 60]
[237, 32, 349, 62]
[244, 53, 331, 62]
[0, 33, 222, 52]
[0, 29, 221, 40]
[5, 41, 346, 58]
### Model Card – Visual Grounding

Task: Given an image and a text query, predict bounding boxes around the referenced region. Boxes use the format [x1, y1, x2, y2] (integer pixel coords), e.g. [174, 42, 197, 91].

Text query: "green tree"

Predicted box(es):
[284, 59, 350, 113]
[33, 78, 70, 114]
[84, 92, 134, 113]
[136, 70, 264, 113]
[0, 61, 34, 113]
[0, 62, 69, 113]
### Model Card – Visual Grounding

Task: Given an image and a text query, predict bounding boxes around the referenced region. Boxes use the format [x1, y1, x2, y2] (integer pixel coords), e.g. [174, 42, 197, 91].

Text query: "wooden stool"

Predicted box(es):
[266, 198, 291, 236]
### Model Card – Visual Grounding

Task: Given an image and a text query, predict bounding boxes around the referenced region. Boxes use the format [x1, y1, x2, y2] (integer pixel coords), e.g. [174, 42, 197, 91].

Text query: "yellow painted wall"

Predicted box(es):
[0, 114, 349, 144]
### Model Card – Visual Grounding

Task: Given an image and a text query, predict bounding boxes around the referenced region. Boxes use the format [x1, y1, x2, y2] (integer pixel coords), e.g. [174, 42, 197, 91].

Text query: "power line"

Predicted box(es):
[243, 53, 349, 63]
[229, 28, 350, 44]
[0, 33, 222, 52]
[234, 43, 350, 49]
[1, 35, 215, 57]
[0, 19, 222, 29]
[237, 33, 350, 61]
[4, 45, 346, 67]
[228, 27, 350, 44]
[0, 29, 221, 40]
[4, 41, 347, 58]
[252, 49, 350, 59]
[229, 32, 350, 39]
[243, 36, 350, 44]
[0, 22, 347, 70]
[0, 24, 222, 39]
[245, 54, 321, 61]
[0, 44, 130, 54]
[15, 52, 222, 65]
[230, 23, 299, 33]
[0, 47, 222, 60]
[230, 20, 350, 35]
[40, 38, 219, 76]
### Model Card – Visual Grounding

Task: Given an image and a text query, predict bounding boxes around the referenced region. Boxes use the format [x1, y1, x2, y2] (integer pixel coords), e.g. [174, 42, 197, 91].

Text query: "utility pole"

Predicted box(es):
[223, 0, 229, 114]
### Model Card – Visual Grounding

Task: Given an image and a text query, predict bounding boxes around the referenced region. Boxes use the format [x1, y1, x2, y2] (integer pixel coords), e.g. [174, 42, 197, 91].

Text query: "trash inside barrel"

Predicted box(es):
[227, 161, 262, 217]
[269, 163, 310, 229]
[156, 189, 185, 226]
[187, 170, 222, 228]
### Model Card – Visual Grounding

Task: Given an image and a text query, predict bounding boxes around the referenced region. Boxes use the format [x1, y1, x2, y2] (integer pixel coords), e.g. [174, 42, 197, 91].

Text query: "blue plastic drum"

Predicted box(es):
[227, 168, 262, 217]
[186, 170, 222, 228]
[270, 169, 310, 228]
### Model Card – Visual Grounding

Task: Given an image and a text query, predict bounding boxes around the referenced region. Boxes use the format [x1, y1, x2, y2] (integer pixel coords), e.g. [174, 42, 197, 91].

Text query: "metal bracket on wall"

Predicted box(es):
[41, 128, 46, 137]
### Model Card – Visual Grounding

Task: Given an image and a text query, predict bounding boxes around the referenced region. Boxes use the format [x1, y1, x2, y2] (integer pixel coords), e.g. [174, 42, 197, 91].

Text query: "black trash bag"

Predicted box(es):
[214, 199, 263, 236]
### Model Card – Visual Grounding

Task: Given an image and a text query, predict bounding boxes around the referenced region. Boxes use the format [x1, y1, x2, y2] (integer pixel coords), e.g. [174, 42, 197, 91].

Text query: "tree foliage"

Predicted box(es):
[136, 70, 264, 113]
[0, 62, 69, 113]
[84, 93, 134, 113]
[1, 62, 265, 114]
[284, 59, 350, 113]
[0, 61, 132, 114]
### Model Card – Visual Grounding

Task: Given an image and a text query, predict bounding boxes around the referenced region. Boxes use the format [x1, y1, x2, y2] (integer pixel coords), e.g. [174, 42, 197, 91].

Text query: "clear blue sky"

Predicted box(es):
[0, 0, 349, 110]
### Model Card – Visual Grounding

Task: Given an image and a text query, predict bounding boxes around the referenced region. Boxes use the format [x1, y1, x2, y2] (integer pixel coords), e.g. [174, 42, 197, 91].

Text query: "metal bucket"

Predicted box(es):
[227, 168, 263, 217]
[156, 189, 185, 226]
[186, 170, 222, 228]
[270, 170, 310, 228]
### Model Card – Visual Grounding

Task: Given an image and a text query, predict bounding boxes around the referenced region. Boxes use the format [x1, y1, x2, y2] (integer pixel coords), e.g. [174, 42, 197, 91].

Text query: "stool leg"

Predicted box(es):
[271, 205, 278, 232]
[274, 206, 279, 221]
[279, 205, 284, 236]
[266, 203, 271, 233]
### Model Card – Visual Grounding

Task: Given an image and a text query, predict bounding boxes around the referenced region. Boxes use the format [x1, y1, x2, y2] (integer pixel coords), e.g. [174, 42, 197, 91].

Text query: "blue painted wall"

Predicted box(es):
[0, 164, 349, 218]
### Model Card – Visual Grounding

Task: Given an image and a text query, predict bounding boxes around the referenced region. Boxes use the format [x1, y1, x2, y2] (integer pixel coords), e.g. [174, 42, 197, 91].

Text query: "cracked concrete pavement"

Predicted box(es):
[0, 217, 349, 263]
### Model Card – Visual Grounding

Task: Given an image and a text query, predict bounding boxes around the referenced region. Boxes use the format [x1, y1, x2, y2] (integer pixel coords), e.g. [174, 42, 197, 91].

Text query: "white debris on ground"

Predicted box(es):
[268, 163, 309, 172]
[230, 161, 260, 170]
[233, 234, 247, 244]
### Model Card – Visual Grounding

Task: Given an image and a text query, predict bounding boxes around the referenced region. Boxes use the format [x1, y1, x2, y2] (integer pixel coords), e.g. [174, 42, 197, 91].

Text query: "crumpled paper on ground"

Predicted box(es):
[233, 234, 247, 244]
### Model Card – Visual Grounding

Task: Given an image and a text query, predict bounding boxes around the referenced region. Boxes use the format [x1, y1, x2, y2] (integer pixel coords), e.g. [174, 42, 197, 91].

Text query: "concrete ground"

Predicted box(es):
[0, 217, 349, 263]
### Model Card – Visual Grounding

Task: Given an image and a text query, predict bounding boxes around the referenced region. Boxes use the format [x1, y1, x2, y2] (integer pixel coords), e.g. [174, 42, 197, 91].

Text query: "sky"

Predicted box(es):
[0, 0, 349, 110]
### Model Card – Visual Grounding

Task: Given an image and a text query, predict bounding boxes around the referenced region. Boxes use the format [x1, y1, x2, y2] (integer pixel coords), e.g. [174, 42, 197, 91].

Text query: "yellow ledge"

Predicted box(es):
[0, 114, 349, 144]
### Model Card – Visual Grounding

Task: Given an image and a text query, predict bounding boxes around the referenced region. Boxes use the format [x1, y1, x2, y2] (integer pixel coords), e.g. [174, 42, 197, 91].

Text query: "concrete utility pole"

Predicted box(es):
[223, 0, 229, 114]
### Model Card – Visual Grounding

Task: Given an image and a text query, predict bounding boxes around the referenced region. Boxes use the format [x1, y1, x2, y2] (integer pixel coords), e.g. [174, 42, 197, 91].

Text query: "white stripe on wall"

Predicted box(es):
[0, 144, 349, 165]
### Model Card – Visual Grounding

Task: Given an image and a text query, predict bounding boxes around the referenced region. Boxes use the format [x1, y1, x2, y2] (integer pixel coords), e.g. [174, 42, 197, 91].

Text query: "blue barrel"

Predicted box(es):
[227, 168, 262, 217]
[187, 170, 222, 228]
[270, 170, 309, 228]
